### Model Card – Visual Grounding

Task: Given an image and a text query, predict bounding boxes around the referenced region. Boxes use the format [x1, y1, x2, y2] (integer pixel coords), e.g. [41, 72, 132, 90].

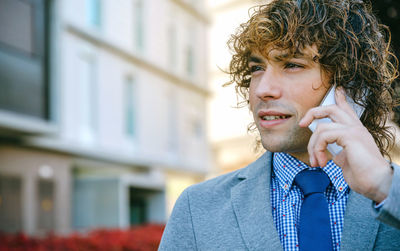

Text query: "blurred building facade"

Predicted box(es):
[207, 0, 264, 177]
[0, 0, 210, 236]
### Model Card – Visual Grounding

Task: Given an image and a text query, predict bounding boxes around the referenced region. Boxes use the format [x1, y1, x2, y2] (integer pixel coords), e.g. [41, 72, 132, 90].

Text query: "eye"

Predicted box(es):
[250, 65, 264, 72]
[284, 62, 303, 69]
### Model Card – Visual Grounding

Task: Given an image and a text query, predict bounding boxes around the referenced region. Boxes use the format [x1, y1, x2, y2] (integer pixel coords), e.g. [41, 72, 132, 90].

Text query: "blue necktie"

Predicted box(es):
[295, 169, 333, 251]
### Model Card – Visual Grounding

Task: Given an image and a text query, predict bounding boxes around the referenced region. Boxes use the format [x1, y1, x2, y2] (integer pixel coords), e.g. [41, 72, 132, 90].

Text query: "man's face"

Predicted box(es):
[249, 46, 331, 157]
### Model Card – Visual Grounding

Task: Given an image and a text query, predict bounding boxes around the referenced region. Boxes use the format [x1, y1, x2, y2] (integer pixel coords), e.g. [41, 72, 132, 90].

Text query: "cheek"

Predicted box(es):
[248, 85, 257, 110]
[291, 82, 327, 115]
[306, 89, 327, 111]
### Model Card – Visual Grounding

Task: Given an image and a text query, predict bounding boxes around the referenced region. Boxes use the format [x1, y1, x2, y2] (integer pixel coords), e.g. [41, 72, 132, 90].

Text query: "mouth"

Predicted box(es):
[261, 115, 291, 121]
[257, 111, 292, 128]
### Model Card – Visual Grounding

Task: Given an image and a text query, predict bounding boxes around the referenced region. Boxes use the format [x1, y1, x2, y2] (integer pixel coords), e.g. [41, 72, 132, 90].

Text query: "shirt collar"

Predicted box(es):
[273, 152, 348, 198]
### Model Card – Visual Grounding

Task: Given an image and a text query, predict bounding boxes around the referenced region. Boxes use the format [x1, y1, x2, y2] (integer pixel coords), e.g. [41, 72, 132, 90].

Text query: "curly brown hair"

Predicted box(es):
[226, 0, 399, 157]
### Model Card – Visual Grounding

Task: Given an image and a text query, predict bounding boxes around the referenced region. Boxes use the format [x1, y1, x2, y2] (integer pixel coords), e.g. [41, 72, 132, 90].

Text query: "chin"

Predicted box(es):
[261, 140, 287, 153]
[260, 135, 309, 153]
[259, 126, 311, 152]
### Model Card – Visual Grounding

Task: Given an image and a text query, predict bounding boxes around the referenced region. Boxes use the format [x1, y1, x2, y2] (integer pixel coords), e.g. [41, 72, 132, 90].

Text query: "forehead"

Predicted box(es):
[250, 44, 320, 62]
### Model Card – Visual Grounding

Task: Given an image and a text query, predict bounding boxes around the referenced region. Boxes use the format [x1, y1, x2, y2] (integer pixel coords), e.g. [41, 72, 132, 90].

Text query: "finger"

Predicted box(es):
[314, 129, 345, 167]
[307, 122, 345, 166]
[299, 104, 355, 127]
[332, 151, 347, 170]
[335, 87, 359, 119]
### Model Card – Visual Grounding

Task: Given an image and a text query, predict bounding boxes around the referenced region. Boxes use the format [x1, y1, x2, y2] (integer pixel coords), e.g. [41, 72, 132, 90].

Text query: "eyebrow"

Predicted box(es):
[273, 52, 309, 61]
[248, 55, 263, 63]
[248, 52, 313, 63]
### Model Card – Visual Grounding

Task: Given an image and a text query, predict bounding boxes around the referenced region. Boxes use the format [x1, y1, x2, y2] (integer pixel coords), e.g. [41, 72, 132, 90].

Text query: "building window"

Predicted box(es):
[129, 187, 159, 226]
[168, 24, 177, 69]
[0, 0, 50, 119]
[129, 188, 147, 225]
[77, 56, 97, 143]
[73, 178, 120, 229]
[133, 0, 144, 51]
[185, 25, 196, 76]
[167, 91, 178, 153]
[0, 175, 22, 233]
[192, 119, 203, 139]
[37, 179, 55, 232]
[0, 0, 33, 54]
[125, 76, 136, 138]
[86, 0, 101, 28]
[186, 46, 194, 76]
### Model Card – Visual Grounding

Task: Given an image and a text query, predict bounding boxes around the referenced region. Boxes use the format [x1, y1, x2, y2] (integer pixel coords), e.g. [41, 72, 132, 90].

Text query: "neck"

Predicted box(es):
[289, 150, 333, 167]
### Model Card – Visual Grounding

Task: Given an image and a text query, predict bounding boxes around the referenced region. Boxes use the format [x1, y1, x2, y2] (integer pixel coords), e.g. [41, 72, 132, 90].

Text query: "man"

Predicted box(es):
[159, 0, 400, 250]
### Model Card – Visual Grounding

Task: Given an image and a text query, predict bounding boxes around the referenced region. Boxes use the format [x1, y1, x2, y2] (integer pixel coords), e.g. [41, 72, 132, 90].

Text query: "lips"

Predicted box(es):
[262, 115, 291, 121]
[257, 110, 292, 128]
[258, 110, 292, 119]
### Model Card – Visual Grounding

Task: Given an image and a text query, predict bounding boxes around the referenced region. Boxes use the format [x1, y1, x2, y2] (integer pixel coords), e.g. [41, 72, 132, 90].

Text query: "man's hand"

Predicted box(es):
[299, 87, 394, 203]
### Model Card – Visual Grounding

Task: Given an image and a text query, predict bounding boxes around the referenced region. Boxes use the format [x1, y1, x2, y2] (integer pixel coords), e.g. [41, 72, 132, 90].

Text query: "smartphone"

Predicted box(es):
[308, 84, 366, 156]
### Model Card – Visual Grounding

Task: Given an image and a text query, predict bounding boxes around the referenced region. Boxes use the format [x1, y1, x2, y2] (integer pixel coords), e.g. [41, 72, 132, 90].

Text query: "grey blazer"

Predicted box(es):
[159, 152, 400, 250]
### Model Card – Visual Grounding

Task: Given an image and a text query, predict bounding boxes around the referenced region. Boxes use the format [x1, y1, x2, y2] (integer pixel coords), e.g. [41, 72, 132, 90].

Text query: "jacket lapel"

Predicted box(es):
[340, 190, 380, 250]
[231, 152, 283, 251]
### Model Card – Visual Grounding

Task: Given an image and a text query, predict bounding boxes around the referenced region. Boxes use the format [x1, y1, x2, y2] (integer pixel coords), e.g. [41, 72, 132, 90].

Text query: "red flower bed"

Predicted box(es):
[0, 224, 165, 251]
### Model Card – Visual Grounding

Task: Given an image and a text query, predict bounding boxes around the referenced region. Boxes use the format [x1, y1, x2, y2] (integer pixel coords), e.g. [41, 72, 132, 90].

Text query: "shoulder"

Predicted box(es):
[183, 151, 272, 204]
[189, 168, 243, 193]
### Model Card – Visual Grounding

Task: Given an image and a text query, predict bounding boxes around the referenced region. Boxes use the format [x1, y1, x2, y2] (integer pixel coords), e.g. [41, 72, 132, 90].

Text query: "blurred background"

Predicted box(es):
[0, 0, 398, 242]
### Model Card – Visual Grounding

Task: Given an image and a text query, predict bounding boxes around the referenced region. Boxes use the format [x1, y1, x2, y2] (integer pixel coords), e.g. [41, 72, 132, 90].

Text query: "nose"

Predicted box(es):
[254, 67, 282, 101]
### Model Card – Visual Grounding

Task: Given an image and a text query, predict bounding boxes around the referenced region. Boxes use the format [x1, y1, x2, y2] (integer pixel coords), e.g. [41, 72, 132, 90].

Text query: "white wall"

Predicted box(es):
[59, 0, 210, 172]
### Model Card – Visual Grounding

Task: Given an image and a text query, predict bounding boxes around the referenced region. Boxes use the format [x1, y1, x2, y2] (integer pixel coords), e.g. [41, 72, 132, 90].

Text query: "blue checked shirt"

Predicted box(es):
[271, 152, 350, 250]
